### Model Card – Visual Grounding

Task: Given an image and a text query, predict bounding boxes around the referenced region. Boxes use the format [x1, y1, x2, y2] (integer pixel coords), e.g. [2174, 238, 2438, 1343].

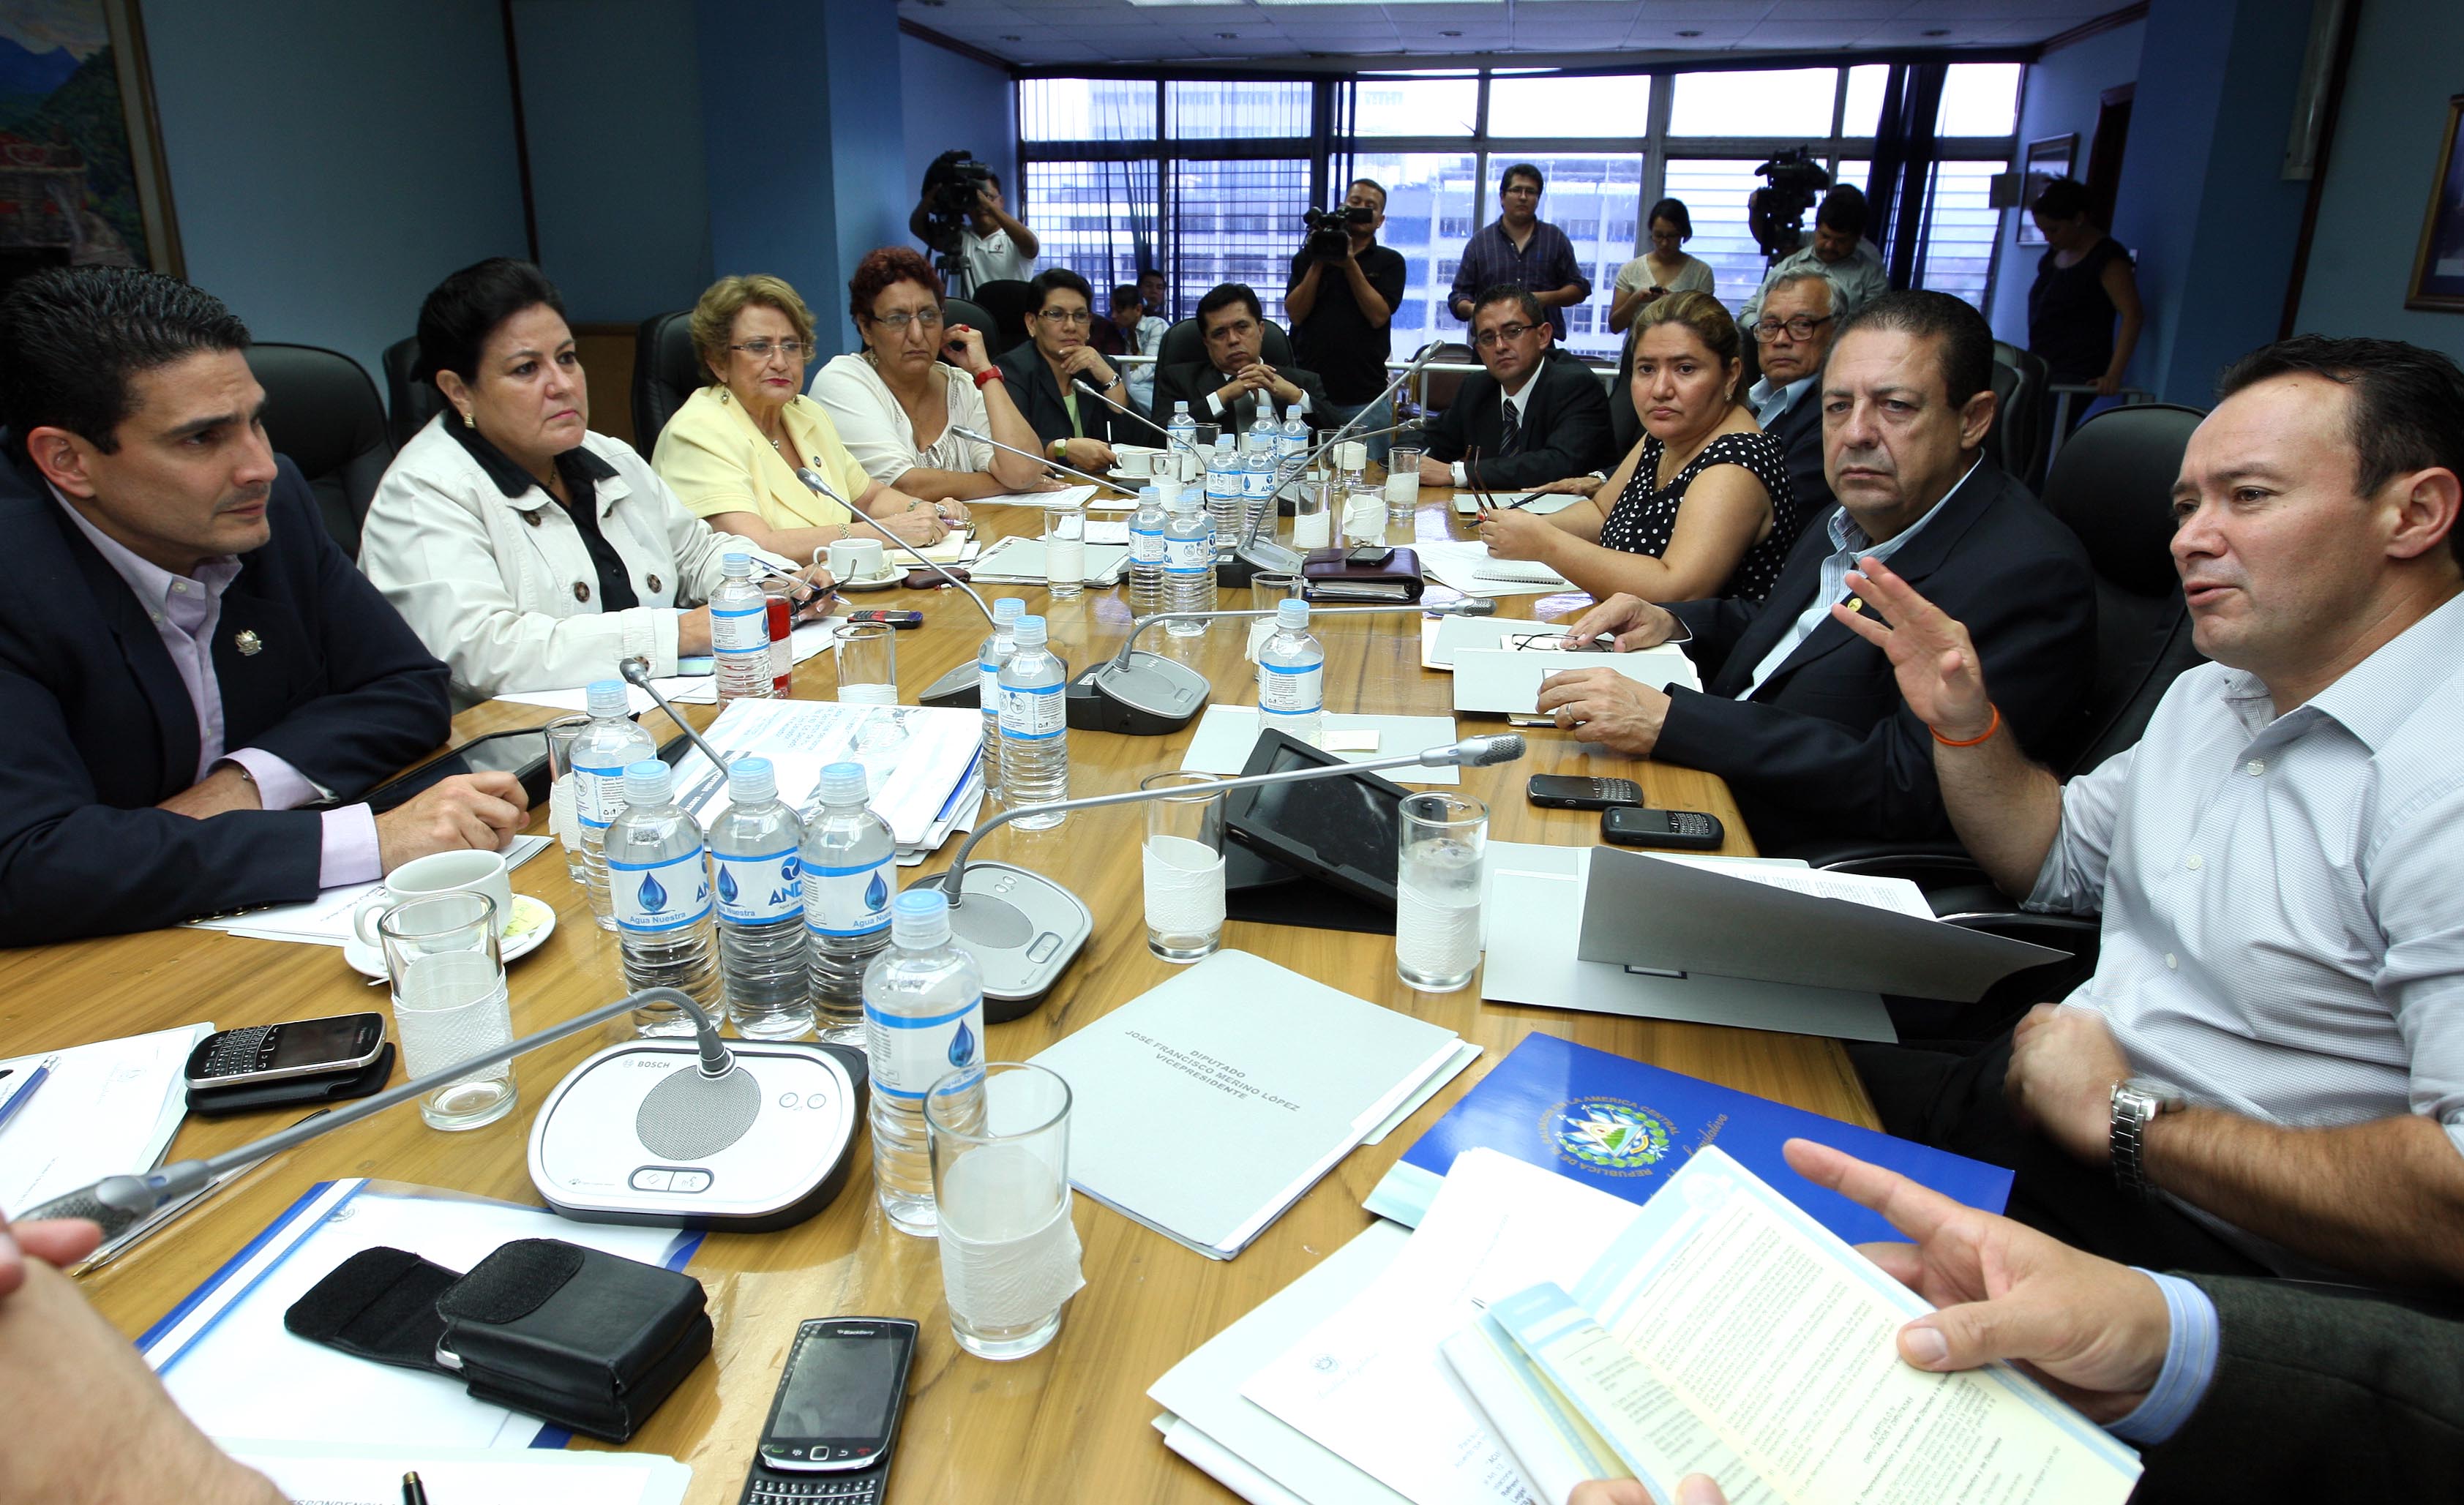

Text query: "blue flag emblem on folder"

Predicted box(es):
[1549, 1099, 1675, 1174]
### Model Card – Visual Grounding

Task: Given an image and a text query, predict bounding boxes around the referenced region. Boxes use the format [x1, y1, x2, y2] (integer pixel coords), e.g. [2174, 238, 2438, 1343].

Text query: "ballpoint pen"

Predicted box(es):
[402, 1471, 430, 1505]
[0, 1055, 56, 1137]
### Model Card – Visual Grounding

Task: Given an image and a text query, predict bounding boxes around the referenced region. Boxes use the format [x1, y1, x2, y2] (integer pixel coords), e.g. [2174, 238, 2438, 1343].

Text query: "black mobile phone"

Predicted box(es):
[847, 609, 924, 628]
[1601, 806, 1726, 850]
[184, 1013, 387, 1091]
[1527, 774, 1644, 811]
[753, 1317, 918, 1476]
[1345, 544, 1395, 567]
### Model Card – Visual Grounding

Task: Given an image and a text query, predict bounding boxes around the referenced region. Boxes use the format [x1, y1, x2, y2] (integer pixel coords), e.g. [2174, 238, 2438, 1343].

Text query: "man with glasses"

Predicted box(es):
[1415, 285, 1613, 492]
[1739, 184, 1887, 334]
[1288, 179, 1409, 464]
[995, 268, 1134, 472]
[1746, 271, 1841, 520]
[1448, 163, 1589, 342]
[1151, 283, 1330, 435]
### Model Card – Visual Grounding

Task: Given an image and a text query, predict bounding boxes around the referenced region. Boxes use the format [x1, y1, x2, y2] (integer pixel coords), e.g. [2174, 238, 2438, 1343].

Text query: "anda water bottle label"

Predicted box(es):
[1130, 525, 1167, 563]
[864, 994, 986, 1100]
[979, 653, 1003, 708]
[716, 846, 801, 924]
[1259, 660, 1324, 719]
[711, 601, 768, 653]
[803, 854, 894, 937]
[572, 762, 630, 828]
[610, 851, 713, 932]
[1164, 531, 1213, 572]
[1000, 680, 1066, 740]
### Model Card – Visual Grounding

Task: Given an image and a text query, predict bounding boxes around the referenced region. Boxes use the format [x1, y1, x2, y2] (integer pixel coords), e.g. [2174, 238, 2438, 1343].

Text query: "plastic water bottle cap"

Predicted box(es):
[727, 755, 778, 805]
[586, 679, 629, 717]
[992, 596, 1025, 624]
[1173, 401, 1189, 416]
[892, 888, 951, 947]
[623, 759, 673, 806]
[1139, 486, 1160, 505]
[1276, 598, 1311, 630]
[1013, 615, 1048, 648]
[1214, 435, 1234, 453]
[722, 551, 752, 577]
[817, 760, 870, 807]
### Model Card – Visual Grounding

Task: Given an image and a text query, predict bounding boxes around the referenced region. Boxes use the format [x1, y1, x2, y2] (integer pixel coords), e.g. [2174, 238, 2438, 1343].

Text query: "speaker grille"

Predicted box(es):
[637, 1064, 762, 1160]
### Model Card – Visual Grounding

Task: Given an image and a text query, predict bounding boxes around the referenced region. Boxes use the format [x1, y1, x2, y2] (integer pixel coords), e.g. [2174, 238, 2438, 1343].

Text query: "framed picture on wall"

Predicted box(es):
[0, 0, 181, 291]
[2015, 135, 2077, 246]
[2405, 94, 2464, 313]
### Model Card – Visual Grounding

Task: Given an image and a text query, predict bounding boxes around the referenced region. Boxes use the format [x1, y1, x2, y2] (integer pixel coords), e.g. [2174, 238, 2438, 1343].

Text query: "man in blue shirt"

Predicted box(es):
[1448, 162, 1590, 343]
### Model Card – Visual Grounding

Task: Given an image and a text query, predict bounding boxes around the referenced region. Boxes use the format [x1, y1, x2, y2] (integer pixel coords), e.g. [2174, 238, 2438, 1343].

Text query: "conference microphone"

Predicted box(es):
[1071, 377, 1205, 468]
[1070, 597, 1497, 738]
[912, 735, 1527, 1008]
[619, 656, 732, 775]
[946, 424, 1136, 497]
[1230, 340, 1445, 575]
[795, 465, 1008, 709]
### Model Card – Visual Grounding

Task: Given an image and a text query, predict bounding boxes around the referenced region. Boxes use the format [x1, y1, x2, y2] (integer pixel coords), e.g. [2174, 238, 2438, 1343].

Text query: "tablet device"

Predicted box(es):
[362, 724, 558, 812]
[1222, 729, 1407, 910]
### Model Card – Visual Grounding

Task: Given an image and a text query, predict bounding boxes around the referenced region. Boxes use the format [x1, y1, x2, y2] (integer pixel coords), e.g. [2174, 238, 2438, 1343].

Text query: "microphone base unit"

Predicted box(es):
[910, 860, 1093, 1012]
[528, 1039, 866, 1232]
[1068, 653, 1210, 735]
[921, 661, 983, 709]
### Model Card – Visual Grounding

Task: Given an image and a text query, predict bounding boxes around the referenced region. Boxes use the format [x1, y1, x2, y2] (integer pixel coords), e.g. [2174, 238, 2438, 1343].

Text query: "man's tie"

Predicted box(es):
[1498, 399, 1524, 457]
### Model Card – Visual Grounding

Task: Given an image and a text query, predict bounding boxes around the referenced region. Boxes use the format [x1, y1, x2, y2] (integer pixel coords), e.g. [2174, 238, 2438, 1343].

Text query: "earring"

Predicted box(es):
[461, 410, 475, 429]
[718, 388, 730, 404]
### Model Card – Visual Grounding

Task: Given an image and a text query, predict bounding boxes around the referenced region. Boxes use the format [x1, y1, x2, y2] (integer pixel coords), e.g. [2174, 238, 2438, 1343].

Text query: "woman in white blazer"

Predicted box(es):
[359, 259, 831, 708]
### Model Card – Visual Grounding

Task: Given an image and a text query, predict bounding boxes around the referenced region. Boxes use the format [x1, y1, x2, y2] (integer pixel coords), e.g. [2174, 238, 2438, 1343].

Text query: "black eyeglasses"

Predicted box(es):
[1472, 322, 1536, 349]
[1752, 315, 1835, 342]
[729, 339, 815, 359]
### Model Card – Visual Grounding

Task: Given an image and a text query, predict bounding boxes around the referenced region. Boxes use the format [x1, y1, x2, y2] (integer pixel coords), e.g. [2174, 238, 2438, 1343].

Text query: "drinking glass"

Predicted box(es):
[380, 891, 517, 1130]
[1395, 792, 1487, 992]
[1246, 572, 1306, 662]
[1289, 475, 1334, 549]
[542, 713, 591, 886]
[836, 621, 905, 751]
[1139, 772, 1226, 962]
[1044, 495, 1087, 601]
[1385, 447, 1426, 523]
[927, 1062, 1082, 1361]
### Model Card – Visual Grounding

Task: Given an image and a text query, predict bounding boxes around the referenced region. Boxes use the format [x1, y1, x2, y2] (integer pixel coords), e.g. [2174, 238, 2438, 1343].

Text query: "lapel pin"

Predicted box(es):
[1845, 596, 1865, 613]
[233, 628, 263, 656]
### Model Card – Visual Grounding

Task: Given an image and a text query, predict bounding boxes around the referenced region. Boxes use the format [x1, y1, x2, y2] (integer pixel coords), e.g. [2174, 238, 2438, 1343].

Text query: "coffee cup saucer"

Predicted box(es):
[834, 564, 907, 591]
[347, 892, 558, 980]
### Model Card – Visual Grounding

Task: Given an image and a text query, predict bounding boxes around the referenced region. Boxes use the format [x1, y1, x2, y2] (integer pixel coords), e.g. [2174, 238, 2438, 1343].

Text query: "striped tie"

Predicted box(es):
[1499, 400, 1524, 457]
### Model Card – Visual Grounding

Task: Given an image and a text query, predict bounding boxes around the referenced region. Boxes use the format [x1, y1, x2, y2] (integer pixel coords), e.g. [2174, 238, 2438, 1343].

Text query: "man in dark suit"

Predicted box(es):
[1150, 282, 1330, 434]
[1417, 286, 1614, 493]
[1743, 269, 1838, 525]
[1535, 290, 2092, 855]
[993, 267, 1136, 472]
[0, 267, 525, 946]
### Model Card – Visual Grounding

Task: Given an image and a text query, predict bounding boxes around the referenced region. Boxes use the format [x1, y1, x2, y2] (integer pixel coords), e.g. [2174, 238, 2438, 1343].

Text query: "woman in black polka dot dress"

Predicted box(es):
[1478, 290, 1801, 604]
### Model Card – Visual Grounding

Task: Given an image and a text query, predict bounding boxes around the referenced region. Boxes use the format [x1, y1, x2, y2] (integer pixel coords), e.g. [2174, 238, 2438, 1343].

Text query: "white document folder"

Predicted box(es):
[1450, 643, 1699, 714]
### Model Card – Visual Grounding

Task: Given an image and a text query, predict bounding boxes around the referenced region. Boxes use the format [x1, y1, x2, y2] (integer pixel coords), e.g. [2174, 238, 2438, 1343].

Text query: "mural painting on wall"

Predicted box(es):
[0, 0, 178, 279]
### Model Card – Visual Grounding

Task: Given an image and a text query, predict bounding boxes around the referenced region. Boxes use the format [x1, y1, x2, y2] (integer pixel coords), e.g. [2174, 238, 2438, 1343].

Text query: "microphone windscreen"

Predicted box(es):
[1458, 734, 1526, 766]
[636, 1062, 762, 1161]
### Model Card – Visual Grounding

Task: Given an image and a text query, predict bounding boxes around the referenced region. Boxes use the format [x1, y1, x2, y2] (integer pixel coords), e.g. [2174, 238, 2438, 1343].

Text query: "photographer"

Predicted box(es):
[1286, 179, 1408, 462]
[1738, 182, 1886, 332]
[910, 149, 1038, 299]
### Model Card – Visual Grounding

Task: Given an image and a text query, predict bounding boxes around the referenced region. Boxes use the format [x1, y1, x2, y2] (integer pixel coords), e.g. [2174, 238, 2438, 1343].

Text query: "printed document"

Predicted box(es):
[665, 698, 981, 846]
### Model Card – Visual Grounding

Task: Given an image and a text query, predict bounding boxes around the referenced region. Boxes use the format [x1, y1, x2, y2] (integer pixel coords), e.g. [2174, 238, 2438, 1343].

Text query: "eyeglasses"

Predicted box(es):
[1035, 308, 1093, 326]
[1472, 322, 1536, 349]
[1752, 314, 1835, 343]
[728, 339, 815, 360]
[868, 308, 945, 333]
[1501, 184, 1540, 198]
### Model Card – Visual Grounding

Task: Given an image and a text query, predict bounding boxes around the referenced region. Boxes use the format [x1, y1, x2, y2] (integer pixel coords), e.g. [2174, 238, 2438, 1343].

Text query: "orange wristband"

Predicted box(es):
[1931, 703, 2001, 748]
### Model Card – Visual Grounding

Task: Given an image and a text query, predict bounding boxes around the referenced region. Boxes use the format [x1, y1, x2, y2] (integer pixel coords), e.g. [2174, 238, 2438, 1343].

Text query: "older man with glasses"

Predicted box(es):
[1745, 270, 1842, 519]
[1416, 284, 1614, 492]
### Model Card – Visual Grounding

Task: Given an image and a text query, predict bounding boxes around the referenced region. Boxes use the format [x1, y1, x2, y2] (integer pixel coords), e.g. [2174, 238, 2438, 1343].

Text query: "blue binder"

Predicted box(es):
[1363, 1032, 2013, 1245]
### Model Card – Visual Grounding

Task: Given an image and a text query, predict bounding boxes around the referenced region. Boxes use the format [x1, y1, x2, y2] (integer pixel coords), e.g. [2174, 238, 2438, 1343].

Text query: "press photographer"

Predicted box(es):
[1285, 179, 1407, 462]
[910, 148, 1039, 298]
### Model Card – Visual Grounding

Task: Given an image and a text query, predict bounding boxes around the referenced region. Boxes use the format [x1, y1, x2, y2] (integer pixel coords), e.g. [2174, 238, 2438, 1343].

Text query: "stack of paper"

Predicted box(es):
[228, 1442, 690, 1505]
[663, 698, 984, 854]
[0, 1024, 209, 1222]
[1027, 951, 1464, 1259]
[1416, 540, 1578, 598]
[491, 620, 845, 713]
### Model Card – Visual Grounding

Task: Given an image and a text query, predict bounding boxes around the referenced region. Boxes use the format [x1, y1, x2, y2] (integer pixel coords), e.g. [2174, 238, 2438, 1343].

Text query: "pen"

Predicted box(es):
[402, 1470, 429, 1505]
[0, 1055, 56, 1137]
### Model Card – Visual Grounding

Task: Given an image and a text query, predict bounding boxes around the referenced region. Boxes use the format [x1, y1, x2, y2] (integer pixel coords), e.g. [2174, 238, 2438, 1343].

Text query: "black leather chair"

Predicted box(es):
[942, 296, 995, 356]
[1398, 339, 1473, 427]
[1985, 340, 2051, 490]
[244, 343, 392, 558]
[968, 278, 1041, 355]
[1607, 329, 1640, 459]
[1155, 314, 1296, 374]
[632, 310, 703, 454]
[381, 336, 443, 452]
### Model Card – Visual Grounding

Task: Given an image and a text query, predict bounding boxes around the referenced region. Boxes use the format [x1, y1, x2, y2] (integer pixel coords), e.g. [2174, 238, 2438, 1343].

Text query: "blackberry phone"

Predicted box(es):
[1600, 806, 1725, 851]
[753, 1318, 916, 1476]
[1526, 775, 1644, 811]
[184, 1013, 387, 1091]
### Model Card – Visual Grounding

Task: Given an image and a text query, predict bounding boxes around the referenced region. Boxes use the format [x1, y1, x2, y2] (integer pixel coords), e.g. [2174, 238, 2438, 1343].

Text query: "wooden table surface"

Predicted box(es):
[5, 489, 1875, 1503]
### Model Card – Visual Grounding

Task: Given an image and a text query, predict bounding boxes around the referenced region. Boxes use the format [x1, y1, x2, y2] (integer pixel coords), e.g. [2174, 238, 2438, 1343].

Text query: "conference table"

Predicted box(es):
[17, 487, 1877, 1504]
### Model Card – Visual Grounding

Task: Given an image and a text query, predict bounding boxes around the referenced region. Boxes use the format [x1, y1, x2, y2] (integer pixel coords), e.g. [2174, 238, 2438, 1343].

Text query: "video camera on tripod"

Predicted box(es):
[921, 149, 995, 277]
[1747, 146, 1833, 262]
[1300, 203, 1374, 261]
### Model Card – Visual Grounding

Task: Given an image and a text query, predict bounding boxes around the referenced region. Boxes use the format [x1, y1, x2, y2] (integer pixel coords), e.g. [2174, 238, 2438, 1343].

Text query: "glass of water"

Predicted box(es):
[1385, 447, 1426, 523]
[1140, 771, 1226, 962]
[926, 1062, 1082, 1361]
[380, 890, 517, 1130]
[1246, 571, 1306, 662]
[1044, 494, 1087, 601]
[1395, 792, 1487, 993]
[542, 713, 591, 887]
[836, 621, 898, 705]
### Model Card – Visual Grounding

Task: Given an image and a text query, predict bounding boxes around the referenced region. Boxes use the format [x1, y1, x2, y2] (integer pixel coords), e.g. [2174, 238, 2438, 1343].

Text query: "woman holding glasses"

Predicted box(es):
[651, 274, 951, 561]
[808, 247, 1056, 503]
[992, 266, 1136, 473]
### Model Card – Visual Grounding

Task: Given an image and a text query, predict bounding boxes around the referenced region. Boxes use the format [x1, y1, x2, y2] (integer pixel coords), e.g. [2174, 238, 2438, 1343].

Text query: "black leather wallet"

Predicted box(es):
[284, 1237, 711, 1441]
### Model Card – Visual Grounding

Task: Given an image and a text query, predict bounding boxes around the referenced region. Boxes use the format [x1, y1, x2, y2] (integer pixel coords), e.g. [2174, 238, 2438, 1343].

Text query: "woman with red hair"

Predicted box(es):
[808, 247, 1056, 503]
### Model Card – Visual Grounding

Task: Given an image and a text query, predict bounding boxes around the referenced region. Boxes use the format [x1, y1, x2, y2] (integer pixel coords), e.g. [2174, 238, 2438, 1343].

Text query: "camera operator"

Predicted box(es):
[910, 149, 1039, 299]
[1738, 181, 1886, 331]
[1286, 179, 1408, 462]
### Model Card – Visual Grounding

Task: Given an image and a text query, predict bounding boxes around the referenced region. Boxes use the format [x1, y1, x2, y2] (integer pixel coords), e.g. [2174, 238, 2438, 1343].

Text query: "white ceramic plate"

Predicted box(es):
[345, 891, 558, 980]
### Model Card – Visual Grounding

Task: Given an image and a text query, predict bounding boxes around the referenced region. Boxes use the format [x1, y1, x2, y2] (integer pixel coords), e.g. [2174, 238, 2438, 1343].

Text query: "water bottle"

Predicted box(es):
[863, 888, 987, 1236]
[1166, 399, 1198, 484]
[997, 615, 1068, 827]
[1240, 417, 1276, 540]
[976, 597, 1025, 801]
[607, 759, 719, 1035]
[1278, 411, 1310, 485]
[1163, 492, 1216, 637]
[709, 552, 774, 701]
[802, 760, 898, 1045]
[571, 680, 656, 931]
[1205, 435, 1241, 555]
[1258, 598, 1326, 746]
[710, 756, 810, 1039]
[1128, 484, 1169, 618]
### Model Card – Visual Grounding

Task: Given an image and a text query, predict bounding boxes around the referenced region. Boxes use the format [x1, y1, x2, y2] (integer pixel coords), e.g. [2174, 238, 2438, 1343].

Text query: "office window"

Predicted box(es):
[1019, 78, 1156, 143]
[1025, 160, 1158, 305]
[1936, 64, 2021, 138]
[1511, 153, 1642, 359]
[1669, 67, 1836, 138]
[1352, 75, 1477, 137]
[1169, 157, 1313, 326]
[1349, 150, 1480, 351]
[1660, 158, 1772, 309]
[1168, 80, 1311, 140]
[1488, 73, 1648, 138]
[1914, 159, 2000, 309]
[1840, 65, 1889, 137]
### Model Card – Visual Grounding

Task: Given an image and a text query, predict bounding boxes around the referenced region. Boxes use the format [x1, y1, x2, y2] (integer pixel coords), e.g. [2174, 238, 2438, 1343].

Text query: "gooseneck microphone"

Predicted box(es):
[795, 466, 997, 629]
[913, 735, 1526, 1009]
[23, 988, 732, 1239]
[947, 424, 1136, 497]
[1071, 377, 1205, 467]
[619, 656, 731, 773]
[1230, 341, 1445, 574]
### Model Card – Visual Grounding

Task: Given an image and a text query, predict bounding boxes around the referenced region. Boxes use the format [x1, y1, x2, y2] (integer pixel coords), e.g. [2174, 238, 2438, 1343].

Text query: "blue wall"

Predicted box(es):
[143, 0, 531, 387]
[901, 33, 1019, 215]
[1988, 21, 2144, 357]
[2291, 0, 2464, 361]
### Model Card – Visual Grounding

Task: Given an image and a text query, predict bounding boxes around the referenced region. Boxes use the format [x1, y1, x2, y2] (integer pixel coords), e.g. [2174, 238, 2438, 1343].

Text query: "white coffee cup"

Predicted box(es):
[1115, 447, 1156, 478]
[828, 537, 888, 580]
[353, 849, 515, 945]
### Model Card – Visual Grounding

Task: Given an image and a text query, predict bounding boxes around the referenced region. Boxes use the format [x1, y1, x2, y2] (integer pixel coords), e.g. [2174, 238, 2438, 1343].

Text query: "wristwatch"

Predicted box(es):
[2109, 1076, 2187, 1201]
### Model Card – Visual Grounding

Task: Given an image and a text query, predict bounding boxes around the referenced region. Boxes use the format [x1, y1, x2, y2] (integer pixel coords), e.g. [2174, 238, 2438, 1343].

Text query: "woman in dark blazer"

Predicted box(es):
[992, 267, 1136, 473]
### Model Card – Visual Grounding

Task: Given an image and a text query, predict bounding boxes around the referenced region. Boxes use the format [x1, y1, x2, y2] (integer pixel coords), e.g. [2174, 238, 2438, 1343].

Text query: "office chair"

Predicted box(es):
[1400, 339, 1475, 424]
[244, 343, 392, 558]
[1154, 314, 1296, 375]
[968, 279, 1041, 355]
[1985, 341, 2051, 490]
[630, 311, 707, 453]
[1607, 331, 1640, 458]
[943, 296, 996, 355]
[381, 337, 443, 452]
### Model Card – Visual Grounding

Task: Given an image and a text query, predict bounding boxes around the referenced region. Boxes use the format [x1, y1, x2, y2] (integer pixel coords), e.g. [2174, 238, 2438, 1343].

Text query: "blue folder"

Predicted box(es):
[1363, 1032, 2013, 1245]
